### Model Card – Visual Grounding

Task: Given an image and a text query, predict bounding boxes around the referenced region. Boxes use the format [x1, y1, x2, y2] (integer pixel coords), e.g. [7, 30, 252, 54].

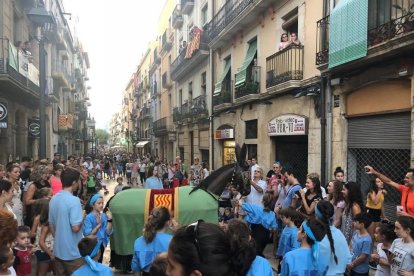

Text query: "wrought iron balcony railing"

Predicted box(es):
[315, 8, 414, 66]
[213, 90, 232, 106]
[206, 0, 256, 40]
[153, 117, 167, 133]
[235, 81, 259, 99]
[171, 34, 209, 81]
[266, 45, 304, 88]
[368, 11, 414, 47]
[190, 95, 208, 117]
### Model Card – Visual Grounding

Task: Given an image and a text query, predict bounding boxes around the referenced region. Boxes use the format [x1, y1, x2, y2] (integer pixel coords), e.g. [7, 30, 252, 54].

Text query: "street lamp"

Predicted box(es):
[27, 6, 54, 159]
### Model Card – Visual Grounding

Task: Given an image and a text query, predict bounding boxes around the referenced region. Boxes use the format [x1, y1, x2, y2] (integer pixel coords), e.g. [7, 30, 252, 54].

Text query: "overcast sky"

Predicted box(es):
[63, 0, 166, 130]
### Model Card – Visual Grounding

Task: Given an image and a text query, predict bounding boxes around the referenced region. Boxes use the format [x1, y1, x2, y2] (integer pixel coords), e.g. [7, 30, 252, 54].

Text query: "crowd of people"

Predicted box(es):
[0, 152, 414, 276]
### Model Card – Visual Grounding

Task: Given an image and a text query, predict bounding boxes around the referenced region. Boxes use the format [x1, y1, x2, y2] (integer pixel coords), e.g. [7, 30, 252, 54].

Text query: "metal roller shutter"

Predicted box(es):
[348, 113, 411, 149]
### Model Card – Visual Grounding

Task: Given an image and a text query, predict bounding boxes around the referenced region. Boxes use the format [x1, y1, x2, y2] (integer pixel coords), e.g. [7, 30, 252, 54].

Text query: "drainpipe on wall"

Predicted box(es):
[209, 0, 215, 171]
[320, 77, 327, 188]
[326, 77, 333, 183]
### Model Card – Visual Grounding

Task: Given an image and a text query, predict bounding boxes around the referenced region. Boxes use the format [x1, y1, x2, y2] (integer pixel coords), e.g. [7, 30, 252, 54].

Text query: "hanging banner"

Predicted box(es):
[268, 114, 307, 136]
[0, 102, 8, 128]
[28, 118, 40, 138]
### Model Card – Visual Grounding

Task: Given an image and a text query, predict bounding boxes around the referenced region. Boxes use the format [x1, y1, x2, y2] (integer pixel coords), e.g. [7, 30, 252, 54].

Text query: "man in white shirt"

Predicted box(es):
[250, 157, 259, 180]
[246, 166, 267, 207]
[82, 157, 94, 170]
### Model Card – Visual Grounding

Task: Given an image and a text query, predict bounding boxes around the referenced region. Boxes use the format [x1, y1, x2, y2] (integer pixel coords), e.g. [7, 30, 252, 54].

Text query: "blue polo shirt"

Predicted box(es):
[282, 183, 301, 209]
[49, 190, 83, 260]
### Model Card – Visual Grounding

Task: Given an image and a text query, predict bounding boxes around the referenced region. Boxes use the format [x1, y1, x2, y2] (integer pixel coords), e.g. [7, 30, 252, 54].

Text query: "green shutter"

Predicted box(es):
[329, 0, 368, 68]
[235, 40, 257, 88]
[214, 60, 231, 95]
[8, 42, 18, 71]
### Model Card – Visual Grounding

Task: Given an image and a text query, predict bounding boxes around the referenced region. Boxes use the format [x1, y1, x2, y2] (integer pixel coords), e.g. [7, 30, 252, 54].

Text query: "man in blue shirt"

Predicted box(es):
[281, 167, 302, 209]
[49, 167, 84, 275]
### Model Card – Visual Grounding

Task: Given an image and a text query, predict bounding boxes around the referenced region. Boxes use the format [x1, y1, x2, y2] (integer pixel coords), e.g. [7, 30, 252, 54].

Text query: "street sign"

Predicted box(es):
[0, 102, 8, 129]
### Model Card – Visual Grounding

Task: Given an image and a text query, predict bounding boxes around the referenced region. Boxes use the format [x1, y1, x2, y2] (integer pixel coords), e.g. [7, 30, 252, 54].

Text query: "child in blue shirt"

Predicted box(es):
[347, 213, 372, 276]
[72, 236, 113, 276]
[276, 207, 301, 270]
[280, 218, 329, 276]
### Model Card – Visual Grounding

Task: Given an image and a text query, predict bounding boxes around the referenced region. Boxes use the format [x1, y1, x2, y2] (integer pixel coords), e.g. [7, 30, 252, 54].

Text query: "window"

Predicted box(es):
[201, 4, 208, 26]
[179, 89, 183, 105]
[368, 0, 391, 29]
[246, 144, 257, 160]
[245, 119, 257, 139]
[282, 7, 298, 35]
[201, 72, 206, 95]
[188, 82, 193, 101]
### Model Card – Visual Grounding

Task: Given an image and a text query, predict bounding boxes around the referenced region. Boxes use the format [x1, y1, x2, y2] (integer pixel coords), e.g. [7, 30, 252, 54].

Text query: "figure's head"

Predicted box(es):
[231, 144, 251, 196]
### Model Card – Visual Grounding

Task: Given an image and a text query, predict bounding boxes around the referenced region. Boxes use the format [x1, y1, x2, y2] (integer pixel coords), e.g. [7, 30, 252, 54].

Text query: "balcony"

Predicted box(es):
[149, 55, 161, 73]
[266, 45, 303, 93]
[0, 38, 40, 105]
[181, 0, 194, 15]
[189, 95, 209, 123]
[161, 29, 173, 53]
[171, 33, 209, 81]
[315, 15, 330, 66]
[140, 106, 151, 119]
[235, 81, 259, 101]
[213, 90, 232, 110]
[172, 5, 183, 29]
[172, 103, 190, 124]
[52, 60, 71, 88]
[162, 72, 173, 89]
[315, 6, 414, 70]
[135, 85, 143, 97]
[206, 0, 271, 49]
[153, 117, 167, 136]
[46, 76, 59, 103]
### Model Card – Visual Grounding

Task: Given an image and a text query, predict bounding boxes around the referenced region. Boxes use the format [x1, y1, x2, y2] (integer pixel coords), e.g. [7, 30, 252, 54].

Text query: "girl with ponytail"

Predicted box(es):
[131, 206, 173, 274]
[316, 201, 352, 276]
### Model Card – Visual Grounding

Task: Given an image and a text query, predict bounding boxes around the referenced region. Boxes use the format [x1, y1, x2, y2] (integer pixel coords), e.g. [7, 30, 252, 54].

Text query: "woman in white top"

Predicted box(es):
[5, 164, 23, 225]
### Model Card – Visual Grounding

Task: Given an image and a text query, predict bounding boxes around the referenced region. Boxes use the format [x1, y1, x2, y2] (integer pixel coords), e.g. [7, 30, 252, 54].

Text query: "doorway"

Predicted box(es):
[275, 135, 308, 185]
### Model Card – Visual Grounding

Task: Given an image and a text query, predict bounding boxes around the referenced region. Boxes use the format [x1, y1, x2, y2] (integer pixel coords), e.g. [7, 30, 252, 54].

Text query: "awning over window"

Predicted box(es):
[235, 40, 257, 88]
[136, 141, 150, 147]
[328, 0, 368, 68]
[213, 60, 231, 95]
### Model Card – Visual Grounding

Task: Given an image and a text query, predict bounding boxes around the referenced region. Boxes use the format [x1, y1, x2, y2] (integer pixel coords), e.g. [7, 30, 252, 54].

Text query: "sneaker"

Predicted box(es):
[369, 261, 377, 270]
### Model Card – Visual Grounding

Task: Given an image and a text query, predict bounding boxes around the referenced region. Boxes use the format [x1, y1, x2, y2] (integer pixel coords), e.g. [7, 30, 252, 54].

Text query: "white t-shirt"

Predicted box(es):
[250, 164, 259, 180]
[390, 238, 414, 275]
[375, 243, 391, 276]
[246, 179, 267, 207]
[139, 163, 146, 173]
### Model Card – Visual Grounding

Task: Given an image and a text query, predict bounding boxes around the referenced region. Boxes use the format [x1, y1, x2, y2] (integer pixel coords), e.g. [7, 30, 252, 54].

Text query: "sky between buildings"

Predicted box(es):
[63, 0, 166, 130]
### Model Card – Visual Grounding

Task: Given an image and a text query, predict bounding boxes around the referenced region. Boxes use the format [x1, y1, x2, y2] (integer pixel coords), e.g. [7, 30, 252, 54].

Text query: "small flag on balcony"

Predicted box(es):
[185, 27, 202, 59]
[58, 115, 67, 130]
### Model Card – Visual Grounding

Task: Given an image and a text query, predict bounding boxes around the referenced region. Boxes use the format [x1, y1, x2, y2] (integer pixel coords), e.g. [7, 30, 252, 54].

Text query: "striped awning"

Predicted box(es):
[329, 0, 368, 68]
[235, 40, 257, 88]
[213, 60, 231, 95]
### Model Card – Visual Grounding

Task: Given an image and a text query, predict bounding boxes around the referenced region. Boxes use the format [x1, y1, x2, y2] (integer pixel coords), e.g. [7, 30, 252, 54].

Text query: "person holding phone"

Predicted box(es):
[365, 166, 414, 218]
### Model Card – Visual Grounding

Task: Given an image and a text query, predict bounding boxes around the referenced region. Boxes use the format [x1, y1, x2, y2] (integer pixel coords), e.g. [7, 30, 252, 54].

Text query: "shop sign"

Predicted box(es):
[268, 114, 307, 136]
[215, 129, 234, 139]
[28, 118, 40, 138]
[0, 102, 8, 128]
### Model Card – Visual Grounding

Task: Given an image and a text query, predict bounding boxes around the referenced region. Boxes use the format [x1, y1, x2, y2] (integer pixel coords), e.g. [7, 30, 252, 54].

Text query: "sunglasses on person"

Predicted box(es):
[187, 220, 204, 261]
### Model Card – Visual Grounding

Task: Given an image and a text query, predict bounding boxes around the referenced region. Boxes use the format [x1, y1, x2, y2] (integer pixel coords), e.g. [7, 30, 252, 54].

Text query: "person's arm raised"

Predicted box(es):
[365, 165, 401, 191]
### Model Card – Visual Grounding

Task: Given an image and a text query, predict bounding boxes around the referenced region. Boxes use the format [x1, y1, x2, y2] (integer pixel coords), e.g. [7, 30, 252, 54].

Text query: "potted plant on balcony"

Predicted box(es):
[393, 4, 414, 32]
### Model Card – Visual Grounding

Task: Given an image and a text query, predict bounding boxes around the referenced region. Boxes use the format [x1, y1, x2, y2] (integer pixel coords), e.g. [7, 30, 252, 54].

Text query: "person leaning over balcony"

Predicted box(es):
[278, 33, 291, 51]
[290, 32, 301, 46]
[365, 165, 414, 218]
